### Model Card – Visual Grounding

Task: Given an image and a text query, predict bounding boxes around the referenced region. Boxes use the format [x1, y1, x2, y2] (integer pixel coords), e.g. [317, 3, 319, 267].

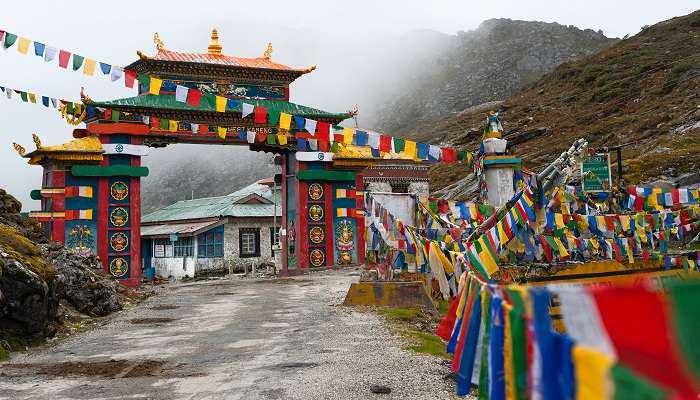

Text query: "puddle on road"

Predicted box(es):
[214, 292, 236, 296]
[1, 360, 166, 378]
[130, 317, 176, 325]
[273, 362, 320, 370]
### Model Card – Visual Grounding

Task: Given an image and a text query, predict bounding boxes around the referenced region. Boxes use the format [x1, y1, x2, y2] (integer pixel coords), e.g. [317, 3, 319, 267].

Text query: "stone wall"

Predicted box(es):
[223, 218, 277, 271]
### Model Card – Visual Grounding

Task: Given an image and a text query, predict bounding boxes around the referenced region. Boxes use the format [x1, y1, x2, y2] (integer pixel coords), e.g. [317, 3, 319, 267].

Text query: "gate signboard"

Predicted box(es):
[581, 153, 612, 192]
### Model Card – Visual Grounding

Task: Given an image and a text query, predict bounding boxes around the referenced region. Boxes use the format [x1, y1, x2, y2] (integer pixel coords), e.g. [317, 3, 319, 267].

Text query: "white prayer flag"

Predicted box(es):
[190, 123, 199, 133]
[305, 118, 317, 135]
[241, 103, 254, 118]
[246, 130, 256, 143]
[679, 188, 689, 204]
[429, 145, 441, 160]
[664, 192, 673, 206]
[308, 138, 318, 151]
[44, 46, 57, 62]
[175, 85, 189, 103]
[110, 67, 124, 82]
[368, 132, 380, 149]
[50, 98, 58, 108]
[141, 116, 150, 125]
[6, 89, 12, 99]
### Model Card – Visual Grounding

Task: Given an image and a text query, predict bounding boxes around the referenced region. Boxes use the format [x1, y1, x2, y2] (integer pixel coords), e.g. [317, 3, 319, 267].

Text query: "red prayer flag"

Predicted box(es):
[103, 109, 112, 120]
[436, 291, 461, 341]
[593, 286, 700, 397]
[124, 70, 137, 89]
[379, 135, 392, 153]
[318, 140, 330, 152]
[316, 122, 330, 142]
[255, 131, 267, 143]
[254, 107, 267, 124]
[198, 124, 208, 134]
[58, 50, 71, 69]
[187, 89, 202, 106]
[441, 147, 457, 163]
[333, 133, 344, 142]
[671, 189, 680, 205]
[150, 117, 159, 128]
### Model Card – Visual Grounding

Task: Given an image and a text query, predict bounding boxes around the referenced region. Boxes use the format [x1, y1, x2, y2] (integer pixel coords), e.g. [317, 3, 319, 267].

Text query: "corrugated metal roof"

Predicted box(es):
[90, 94, 350, 121]
[142, 185, 282, 223]
[141, 220, 221, 237]
[149, 49, 306, 71]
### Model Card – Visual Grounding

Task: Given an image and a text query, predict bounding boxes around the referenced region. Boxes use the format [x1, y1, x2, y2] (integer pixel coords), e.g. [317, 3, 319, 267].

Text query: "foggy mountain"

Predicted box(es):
[373, 19, 618, 136]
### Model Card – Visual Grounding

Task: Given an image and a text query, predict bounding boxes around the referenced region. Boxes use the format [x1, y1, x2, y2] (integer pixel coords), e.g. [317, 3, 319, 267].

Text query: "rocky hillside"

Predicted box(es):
[374, 19, 618, 136]
[427, 10, 700, 195]
[0, 189, 127, 360]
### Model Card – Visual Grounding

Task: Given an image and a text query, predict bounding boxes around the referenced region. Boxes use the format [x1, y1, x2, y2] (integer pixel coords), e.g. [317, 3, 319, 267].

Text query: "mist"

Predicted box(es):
[1, 0, 697, 210]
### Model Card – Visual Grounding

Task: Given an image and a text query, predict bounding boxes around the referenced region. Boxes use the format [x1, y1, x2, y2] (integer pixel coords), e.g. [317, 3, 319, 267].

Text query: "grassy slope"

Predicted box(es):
[424, 10, 700, 192]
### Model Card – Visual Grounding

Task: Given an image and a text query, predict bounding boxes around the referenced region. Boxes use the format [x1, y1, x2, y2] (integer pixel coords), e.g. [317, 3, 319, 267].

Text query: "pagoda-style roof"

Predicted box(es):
[20, 135, 103, 165]
[87, 94, 351, 124]
[126, 30, 316, 83]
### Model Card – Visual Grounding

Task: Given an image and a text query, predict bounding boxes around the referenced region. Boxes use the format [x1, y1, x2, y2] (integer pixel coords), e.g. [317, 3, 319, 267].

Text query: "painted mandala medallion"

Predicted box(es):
[109, 257, 128, 278]
[110, 181, 129, 201]
[308, 183, 323, 200]
[309, 205, 324, 222]
[110, 207, 129, 227]
[309, 226, 324, 244]
[110, 232, 129, 252]
[309, 249, 325, 267]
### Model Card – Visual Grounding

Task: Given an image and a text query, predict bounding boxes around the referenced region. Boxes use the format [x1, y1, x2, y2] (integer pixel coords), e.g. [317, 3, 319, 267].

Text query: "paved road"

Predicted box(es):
[0, 269, 456, 399]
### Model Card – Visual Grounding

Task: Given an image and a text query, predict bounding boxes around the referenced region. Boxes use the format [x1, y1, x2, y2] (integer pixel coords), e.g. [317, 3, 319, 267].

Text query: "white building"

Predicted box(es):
[141, 178, 281, 280]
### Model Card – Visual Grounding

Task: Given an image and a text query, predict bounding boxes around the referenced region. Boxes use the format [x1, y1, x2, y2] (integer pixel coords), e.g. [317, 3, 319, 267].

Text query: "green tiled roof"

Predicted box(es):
[90, 94, 350, 120]
[142, 183, 282, 223]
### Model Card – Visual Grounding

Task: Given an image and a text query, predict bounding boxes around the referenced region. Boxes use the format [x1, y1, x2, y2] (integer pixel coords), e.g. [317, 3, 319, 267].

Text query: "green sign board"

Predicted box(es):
[581, 153, 612, 192]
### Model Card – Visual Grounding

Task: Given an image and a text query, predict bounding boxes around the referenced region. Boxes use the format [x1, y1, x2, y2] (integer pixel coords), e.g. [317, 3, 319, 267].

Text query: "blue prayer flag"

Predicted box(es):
[416, 143, 429, 160]
[41, 96, 49, 107]
[297, 137, 308, 151]
[293, 116, 305, 130]
[226, 98, 238, 110]
[33, 42, 45, 57]
[354, 130, 368, 146]
[99, 62, 112, 75]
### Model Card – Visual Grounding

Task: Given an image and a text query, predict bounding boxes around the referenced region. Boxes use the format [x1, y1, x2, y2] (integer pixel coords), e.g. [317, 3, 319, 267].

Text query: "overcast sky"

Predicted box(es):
[1, 0, 697, 210]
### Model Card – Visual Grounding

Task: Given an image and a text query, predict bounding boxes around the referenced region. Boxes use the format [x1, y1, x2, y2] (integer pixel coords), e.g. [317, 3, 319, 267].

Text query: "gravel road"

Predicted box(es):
[0, 269, 457, 399]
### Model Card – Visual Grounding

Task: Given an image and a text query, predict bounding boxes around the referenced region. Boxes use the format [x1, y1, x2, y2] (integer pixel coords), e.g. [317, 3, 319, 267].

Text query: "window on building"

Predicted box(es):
[390, 182, 410, 193]
[197, 229, 224, 258]
[239, 228, 260, 258]
[153, 238, 172, 258]
[270, 227, 280, 256]
[173, 237, 194, 257]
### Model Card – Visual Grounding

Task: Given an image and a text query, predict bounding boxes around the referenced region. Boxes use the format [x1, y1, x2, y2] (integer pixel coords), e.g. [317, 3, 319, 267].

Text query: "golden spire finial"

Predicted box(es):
[208, 28, 222, 55]
[12, 142, 26, 156]
[32, 134, 42, 149]
[153, 32, 165, 51]
[263, 42, 273, 59]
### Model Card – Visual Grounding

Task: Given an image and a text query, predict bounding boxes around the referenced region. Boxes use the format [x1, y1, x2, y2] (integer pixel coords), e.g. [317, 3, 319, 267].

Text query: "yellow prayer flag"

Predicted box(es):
[215, 96, 227, 112]
[553, 237, 569, 258]
[573, 346, 613, 400]
[497, 221, 508, 242]
[619, 215, 630, 231]
[404, 140, 417, 157]
[168, 120, 178, 132]
[83, 58, 96, 76]
[28, 93, 36, 103]
[342, 127, 354, 144]
[554, 213, 565, 229]
[149, 78, 163, 95]
[503, 303, 516, 400]
[17, 37, 30, 54]
[477, 237, 499, 276]
[596, 216, 607, 231]
[279, 113, 292, 130]
[277, 134, 288, 146]
[216, 126, 227, 139]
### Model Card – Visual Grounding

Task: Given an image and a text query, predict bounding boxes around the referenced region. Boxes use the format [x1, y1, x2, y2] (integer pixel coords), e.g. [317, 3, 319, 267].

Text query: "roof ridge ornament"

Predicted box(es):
[12, 142, 26, 157]
[263, 42, 273, 59]
[153, 32, 165, 51]
[208, 29, 222, 55]
[32, 133, 42, 149]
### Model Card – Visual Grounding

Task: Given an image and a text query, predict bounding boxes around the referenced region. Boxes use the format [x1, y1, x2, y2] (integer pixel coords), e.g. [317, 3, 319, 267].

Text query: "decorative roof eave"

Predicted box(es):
[125, 58, 313, 84]
[19, 135, 104, 165]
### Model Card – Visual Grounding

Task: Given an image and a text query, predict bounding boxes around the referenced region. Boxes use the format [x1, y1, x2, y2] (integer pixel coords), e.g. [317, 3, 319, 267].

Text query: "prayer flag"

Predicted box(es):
[293, 115, 305, 130]
[2, 32, 17, 49]
[354, 131, 368, 146]
[58, 50, 71, 68]
[124, 70, 137, 88]
[149, 77, 163, 95]
[27, 93, 36, 103]
[187, 88, 202, 106]
[168, 120, 178, 132]
[417, 143, 429, 160]
[217, 126, 227, 139]
[246, 130, 256, 143]
[393, 137, 405, 153]
[33, 41, 45, 57]
[83, 58, 96, 76]
[428, 145, 441, 161]
[277, 134, 288, 145]
[215, 95, 227, 112]
[254, 106, 268, 124]
[72, 54, 84, 71]
[316, 122, 330, 141]
[368, 132, 380, 149]
[41, 96, 49, 107]
[17, 37, 30, 54]
[404, 140, 417, 157]
[110, 66, 124, 82]
[44, 46, 57, 62]
[241, 102, 254, 118]
[190, 123, 199, 133]
[342, 127, 354, 144]
[305, 118, 317, 134]
[379, 135, 392, 153]
[441, 147, 457, 163]
[279, 113, 292, 130]
[99, 62, 111, 75]
[175, 85, 187, 102]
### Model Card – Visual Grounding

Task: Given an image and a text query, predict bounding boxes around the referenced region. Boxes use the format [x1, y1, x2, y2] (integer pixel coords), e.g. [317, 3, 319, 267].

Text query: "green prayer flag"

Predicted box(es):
[669, 280, 700, 379]
[393, 137, 405, 153]
[72, 54, 85, 71]
[3, 32, 17, 49]
[478, 290, 492, 400]
[611, 364, 667, 400]
[457, 149, 467, 161]
[330, 141, 340, 153]
[20, 92, 28, 102]
[266, 132, 276, 145]
[267, 110, 280, 126]
[111, 110, 121, 122]
[66, 102, 74, 114]
[160, 118, 169, 130]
